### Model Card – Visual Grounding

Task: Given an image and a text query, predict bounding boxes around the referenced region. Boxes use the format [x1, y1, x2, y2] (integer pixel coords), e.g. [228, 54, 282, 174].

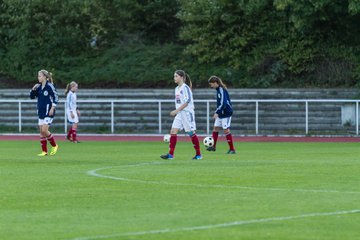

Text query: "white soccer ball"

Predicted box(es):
[203, 136, 214, 147]
[163, 134, 171, 143]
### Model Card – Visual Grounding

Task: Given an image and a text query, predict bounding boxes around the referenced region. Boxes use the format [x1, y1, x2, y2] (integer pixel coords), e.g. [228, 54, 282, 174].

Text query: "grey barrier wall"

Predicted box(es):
[0, 99, 359, 135]
[1, 88, 359, 135]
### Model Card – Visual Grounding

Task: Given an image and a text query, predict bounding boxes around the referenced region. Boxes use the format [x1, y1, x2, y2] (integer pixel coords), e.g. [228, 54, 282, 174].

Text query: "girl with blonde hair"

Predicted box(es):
[30, 69, 59, 156]
[65, 81, 80, 143]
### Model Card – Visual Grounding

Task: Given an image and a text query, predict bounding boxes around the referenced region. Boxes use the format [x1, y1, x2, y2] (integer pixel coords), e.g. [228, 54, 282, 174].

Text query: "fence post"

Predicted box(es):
[305, 101, 308, 134]
[18, 101, 22, 133]
[255, 101, 259, 135]
[111, 101, 114, 133]
[158, 101, 162, 134]
[356, 101, 359, 135]
[206, 101, 210, 135]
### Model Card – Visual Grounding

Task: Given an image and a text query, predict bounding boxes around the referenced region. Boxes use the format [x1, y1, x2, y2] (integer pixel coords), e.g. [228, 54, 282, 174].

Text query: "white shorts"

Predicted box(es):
[171, 110, 197, 132]
[214, 116, 232, 129]
[67, 111, 79, 124]
[38, 117, 54, 126]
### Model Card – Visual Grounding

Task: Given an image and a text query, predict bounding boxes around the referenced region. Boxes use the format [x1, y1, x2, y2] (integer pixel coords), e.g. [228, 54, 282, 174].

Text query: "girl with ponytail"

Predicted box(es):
[207, 75, 236, 154]
[65, 81, 80, 143]
[30, 69, 59, 156]
[160, 70, 202, 160]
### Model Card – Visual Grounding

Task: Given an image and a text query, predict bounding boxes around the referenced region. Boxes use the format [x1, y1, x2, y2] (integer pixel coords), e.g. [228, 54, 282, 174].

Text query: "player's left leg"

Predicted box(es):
[187, 131, 202, 160]
[71, 123, 79, 143]
[224, 128, 235, 154]
[221, 117, 235, 154]
[70, 113, 80, 143]
[183, 111, 201, 159]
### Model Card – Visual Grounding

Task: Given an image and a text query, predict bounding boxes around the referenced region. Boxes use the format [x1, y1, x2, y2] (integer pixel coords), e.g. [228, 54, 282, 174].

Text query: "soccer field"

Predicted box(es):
[1, 140, 359, 240]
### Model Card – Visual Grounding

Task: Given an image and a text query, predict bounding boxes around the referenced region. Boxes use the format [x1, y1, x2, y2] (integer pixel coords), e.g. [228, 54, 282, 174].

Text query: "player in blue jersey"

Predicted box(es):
[65, 81, 80, 143]
[207, 76, 236, 154]
[160, 70, 202, 160]
[30, 69, 59, 156]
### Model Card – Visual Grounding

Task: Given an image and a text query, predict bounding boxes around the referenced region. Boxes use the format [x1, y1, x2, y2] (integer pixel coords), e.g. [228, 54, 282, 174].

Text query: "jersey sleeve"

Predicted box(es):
[48, 83, 59, 106]
[215, 88, 226, 114]
[182, 85, 192, 104]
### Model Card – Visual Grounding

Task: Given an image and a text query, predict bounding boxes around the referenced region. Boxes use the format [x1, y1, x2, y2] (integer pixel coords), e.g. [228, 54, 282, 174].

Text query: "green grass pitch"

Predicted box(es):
[1, 140, 359, 240]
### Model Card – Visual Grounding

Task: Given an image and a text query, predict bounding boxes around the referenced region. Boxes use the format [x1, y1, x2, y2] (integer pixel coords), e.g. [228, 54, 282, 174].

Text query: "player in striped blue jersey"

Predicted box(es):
[65, 81, 80, 143]
[207, 76, 236, 154]
[30, 69, 59, 156]
[161, 70, 202, 160]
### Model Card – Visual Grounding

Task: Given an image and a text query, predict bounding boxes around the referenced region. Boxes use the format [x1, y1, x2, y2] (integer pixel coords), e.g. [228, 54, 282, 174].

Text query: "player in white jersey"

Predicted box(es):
[65, 81, 80, 143]
[160, 70, 202, 160]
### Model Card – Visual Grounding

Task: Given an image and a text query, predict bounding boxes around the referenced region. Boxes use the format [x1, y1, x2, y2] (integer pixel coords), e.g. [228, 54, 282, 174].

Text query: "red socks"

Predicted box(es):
[40, 137, 47, 152]
[71, 128, 77, 142]
[191, 134, 201, 156]
[46, 133, 57, 147]
[169, 134, 177, 156]
[168, 134, 201, 156]
[40, 133, 56, 153]
[213, 131, 235, 151]
[226, 133, 235, 151]
[67, 128, 78, 142]
[67, 128, 73, 140]
[212, 131, 219, 148]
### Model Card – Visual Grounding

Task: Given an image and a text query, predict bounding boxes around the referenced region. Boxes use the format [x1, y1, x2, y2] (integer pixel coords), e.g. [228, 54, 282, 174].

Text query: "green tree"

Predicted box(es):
[1, 0, 359, 88]
[178, 0, 360, 87]
[0, 0, 182, 85]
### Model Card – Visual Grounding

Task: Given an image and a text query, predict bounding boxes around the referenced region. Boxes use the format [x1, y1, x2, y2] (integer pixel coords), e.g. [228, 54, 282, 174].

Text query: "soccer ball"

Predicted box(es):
[163, 134, 171, 143]
[203, 136, 214, 147]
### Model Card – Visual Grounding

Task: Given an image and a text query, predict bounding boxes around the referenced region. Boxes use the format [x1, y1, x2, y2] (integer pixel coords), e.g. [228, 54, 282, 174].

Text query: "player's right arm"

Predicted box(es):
[170, 85, 191, 116]
[30, 84, 40, 99]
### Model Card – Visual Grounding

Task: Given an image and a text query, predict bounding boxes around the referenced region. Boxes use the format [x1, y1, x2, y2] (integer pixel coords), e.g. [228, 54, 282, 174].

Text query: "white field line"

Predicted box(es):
[72, 209, 360, 240]
[87, 163, 360, 195]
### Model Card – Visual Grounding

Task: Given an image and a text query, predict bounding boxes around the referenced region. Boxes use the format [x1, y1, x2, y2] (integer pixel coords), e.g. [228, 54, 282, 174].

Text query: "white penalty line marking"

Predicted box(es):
[72, 209, 360, 240]
[87, 163, 360, 195]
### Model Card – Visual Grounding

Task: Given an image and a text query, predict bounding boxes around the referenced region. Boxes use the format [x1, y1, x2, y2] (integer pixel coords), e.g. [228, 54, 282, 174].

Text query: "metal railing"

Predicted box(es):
[0, 99, 359, 135]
